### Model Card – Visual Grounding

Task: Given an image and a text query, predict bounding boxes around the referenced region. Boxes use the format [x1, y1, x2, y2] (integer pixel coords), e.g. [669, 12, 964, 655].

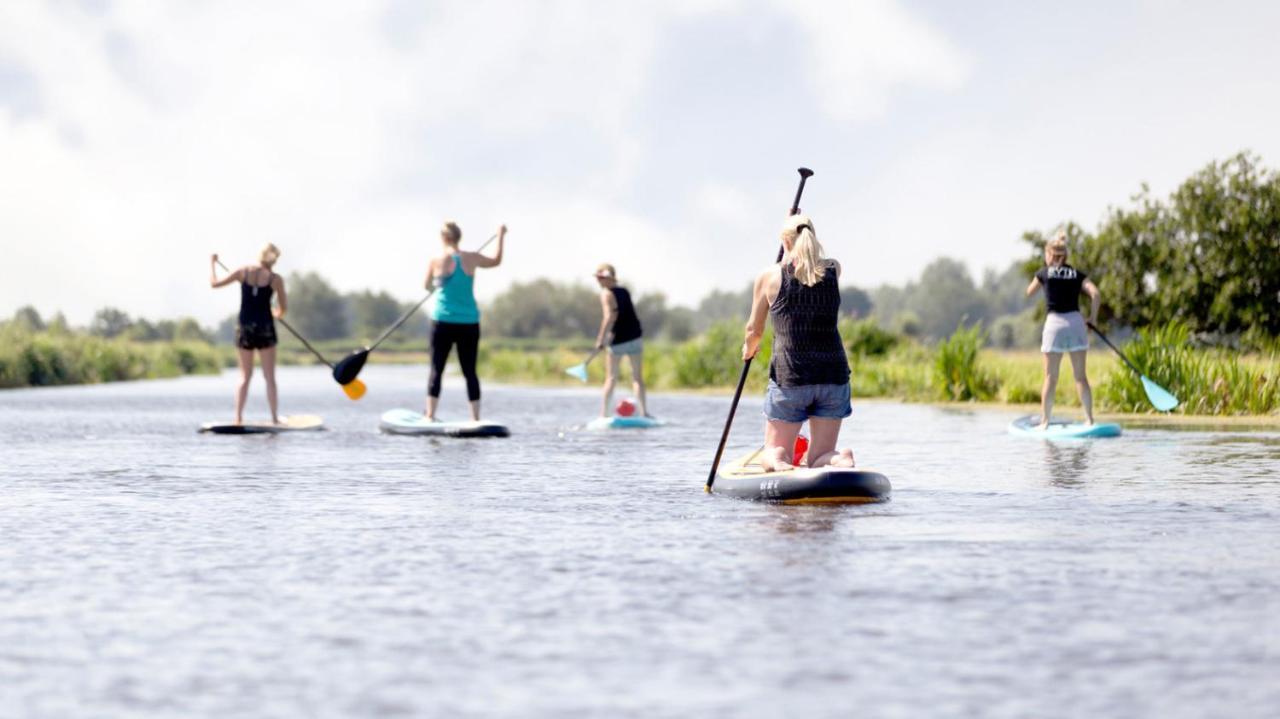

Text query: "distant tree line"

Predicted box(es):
[9, 153, 1275, 350]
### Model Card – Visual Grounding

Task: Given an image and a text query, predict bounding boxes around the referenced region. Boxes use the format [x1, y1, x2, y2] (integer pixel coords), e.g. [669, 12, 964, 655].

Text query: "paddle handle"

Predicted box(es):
[216, 258, 333, 368]
[367, 233, 500, 352]
[706, 358, 753, 491]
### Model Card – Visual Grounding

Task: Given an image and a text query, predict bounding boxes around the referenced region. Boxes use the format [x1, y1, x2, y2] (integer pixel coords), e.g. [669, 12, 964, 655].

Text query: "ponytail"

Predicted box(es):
[787, 216, 827, 287]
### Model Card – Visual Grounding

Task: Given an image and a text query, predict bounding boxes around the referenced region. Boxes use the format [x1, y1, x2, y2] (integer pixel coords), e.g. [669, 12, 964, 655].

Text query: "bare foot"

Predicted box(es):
[830, 449, 856, 468]
[760, 446, 794, 472]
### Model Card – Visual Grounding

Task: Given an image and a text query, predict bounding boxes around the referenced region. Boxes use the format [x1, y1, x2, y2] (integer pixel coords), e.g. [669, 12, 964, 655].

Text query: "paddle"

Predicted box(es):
[216, 258, 366, 400]
[706, 167, 813, 491]
[1087, 321, 1180, 411]
[565, 348, 601, 383]
[331, 233, 499, 387]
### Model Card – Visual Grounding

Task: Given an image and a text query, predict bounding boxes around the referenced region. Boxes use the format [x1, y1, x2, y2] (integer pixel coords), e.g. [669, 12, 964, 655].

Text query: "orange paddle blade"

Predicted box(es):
[341, 378, 367, 401]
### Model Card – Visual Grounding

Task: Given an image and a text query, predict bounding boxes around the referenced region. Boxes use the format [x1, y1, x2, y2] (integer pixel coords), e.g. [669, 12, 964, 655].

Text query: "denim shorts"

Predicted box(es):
[763, 380, 852, 423]
[608, 337, 644, 356]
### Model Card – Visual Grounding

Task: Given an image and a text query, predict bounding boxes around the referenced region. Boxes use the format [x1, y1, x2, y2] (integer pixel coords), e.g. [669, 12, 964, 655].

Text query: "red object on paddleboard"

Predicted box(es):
[616, 399, 636, 417]
[793, 434, 809, 463]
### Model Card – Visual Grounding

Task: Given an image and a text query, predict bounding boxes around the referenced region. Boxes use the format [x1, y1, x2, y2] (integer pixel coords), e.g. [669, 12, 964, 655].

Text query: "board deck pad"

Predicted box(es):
[199, 415, 324, 435]
[1008, 415, 1122, 439]
[379, 409, 510, 438]
[586, 416, 666, 430]
[713, 448, 891, 504]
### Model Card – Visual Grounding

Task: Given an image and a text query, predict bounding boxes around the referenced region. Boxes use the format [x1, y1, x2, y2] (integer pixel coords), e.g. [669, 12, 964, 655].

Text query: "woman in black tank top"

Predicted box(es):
[210, 244, 289, 425]
[742, 215, 854, 472]
[593, 263, 650, 418]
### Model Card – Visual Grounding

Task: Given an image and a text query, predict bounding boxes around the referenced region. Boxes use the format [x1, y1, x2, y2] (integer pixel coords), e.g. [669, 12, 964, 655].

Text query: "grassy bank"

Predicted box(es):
[467, 320, 1280, 417]
[0, 326, 225, 389]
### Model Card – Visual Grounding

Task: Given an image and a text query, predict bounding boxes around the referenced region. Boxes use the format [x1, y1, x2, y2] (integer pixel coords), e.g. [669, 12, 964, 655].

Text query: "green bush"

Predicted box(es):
[842, 318, 898, 357]
[0, 325, 224, 389]
[933, 323, 997, 401]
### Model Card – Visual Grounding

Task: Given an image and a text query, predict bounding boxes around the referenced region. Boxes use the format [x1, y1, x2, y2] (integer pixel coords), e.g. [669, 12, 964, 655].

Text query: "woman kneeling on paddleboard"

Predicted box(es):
[210, 244, 288, 425]
[424, 221, 505, 422]
[742, 215, 854, 471]
[1025, 230, 1101, 429]
[593, 263, 651, 418]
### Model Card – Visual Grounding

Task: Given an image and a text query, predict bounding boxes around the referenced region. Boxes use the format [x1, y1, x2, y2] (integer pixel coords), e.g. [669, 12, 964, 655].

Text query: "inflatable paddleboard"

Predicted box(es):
[379, 409, 510, 438]
[586, 415, 665, 430]
[712, 449, 891, 505]
[1008, 415, 1121, 439]
[199, 415, 325, 435]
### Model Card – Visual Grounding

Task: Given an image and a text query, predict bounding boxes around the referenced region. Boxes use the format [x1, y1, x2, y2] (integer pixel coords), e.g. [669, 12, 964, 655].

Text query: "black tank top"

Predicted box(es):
[239, 268, 275, 327]
[768, 262, 850, 387]
[610, 287, 643, 344]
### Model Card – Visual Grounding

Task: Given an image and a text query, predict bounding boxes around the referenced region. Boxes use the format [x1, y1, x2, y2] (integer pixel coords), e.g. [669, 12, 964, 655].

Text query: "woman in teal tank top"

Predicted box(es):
[424, 221, 506, 421]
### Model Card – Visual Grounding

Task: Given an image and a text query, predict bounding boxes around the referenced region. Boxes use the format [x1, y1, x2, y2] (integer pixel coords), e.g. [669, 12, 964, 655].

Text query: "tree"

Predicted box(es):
[348, 290, 405, 342]
[90, 307, 133, 338]
[173, 318, 210, 342]
[486, 280, 598, 339]
[695, 286, 753, 331]
[906, 258, 990, 339]
[287, 272, 349, 340]
[11, 306, 45, 331]
[839, 286, 873, 318]
[1025, 152, 1280, 338]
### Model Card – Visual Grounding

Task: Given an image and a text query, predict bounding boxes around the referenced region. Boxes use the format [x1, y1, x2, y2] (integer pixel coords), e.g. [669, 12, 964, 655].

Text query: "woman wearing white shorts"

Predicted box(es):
[1025, 231, 1102, 429]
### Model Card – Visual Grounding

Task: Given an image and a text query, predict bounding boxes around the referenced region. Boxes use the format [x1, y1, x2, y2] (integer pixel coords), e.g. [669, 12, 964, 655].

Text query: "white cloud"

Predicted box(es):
[0, 0, 976, 324]
[778, 0, 970, 121]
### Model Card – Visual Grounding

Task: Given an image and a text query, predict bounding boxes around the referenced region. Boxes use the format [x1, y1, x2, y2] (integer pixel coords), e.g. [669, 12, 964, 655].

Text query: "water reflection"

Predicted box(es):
[1043, 441, 1093, 487]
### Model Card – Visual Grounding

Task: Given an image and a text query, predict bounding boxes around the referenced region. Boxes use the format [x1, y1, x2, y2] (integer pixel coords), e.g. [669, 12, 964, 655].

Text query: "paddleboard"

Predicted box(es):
[586, 415, 666, 430]
[199, 415, 325, 435]
[1008, 415, 1122, 439]
[712, 449, 891, 505]
[379, 409, 510, 438]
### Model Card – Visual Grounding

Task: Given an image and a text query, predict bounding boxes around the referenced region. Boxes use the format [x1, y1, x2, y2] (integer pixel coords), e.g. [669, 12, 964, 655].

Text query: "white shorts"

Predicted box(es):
[608, 337, 644, 356]
[1042, 311, 1089, 353]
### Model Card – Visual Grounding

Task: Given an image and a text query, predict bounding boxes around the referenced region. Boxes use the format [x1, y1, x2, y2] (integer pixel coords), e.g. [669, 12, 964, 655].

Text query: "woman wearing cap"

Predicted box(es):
[742, 215, 855, 471]
[209, 244, 288, 425]
[1026, 230, 1101, 429]
[593, 263, 650, 418]
[425, 221, 506, 421]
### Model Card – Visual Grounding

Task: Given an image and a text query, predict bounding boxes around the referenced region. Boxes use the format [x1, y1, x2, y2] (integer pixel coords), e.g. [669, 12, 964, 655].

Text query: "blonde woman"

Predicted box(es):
[1025, 231, 1101, 429]
[742, 215, 854, 471]
[593, 263, 650, 418]
[210, 244, 288, 425]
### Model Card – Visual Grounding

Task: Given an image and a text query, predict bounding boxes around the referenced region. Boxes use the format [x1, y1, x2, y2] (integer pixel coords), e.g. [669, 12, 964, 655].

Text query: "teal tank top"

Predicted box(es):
[431, 253, 480, 324]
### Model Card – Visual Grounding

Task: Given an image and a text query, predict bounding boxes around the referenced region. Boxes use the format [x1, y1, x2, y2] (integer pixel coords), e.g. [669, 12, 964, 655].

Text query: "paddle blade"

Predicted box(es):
[333, 349, 369, 385]
[565, 363, 589, 383]
[1141, 375, 1179, 412]
[341, 378, 367, 401]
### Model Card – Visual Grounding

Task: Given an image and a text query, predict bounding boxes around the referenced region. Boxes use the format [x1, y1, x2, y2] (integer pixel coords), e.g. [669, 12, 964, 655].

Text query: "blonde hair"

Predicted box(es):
[442, 221, 462, 245]
[1046, 229, 1068, 259]
[783, 214, 828, 287]
[259, 243, 281, 268]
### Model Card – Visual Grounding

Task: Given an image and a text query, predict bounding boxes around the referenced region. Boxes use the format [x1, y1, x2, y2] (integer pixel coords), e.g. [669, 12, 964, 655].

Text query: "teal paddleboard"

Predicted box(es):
[586, 416, 665, 430]
[1008, 415, 1121, 439]
[379, 409, 510, 438]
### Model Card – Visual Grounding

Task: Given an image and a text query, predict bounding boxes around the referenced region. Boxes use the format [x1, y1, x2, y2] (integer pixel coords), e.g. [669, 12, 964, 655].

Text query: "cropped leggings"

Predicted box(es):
[428, 321, 481, 401]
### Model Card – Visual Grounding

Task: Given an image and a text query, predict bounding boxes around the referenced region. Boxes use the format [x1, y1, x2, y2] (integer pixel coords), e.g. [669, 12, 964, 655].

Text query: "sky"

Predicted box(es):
[3, 0, 1280, 326]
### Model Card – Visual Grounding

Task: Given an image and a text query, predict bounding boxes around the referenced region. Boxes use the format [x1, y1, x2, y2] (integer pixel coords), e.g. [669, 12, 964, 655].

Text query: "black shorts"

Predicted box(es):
[236, 323, 278, 350]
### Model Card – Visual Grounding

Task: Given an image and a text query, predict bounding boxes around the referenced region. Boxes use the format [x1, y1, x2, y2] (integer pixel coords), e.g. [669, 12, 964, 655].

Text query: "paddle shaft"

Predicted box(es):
[1087, 323, 1142, 376]
[216, 259, 333, 368]
[707, 168, 813, 491]
[366, 233, 499, 352]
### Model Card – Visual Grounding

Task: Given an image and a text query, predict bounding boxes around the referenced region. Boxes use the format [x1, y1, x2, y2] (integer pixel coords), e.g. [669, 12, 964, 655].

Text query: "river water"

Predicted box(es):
[1, 366, 1278, 718]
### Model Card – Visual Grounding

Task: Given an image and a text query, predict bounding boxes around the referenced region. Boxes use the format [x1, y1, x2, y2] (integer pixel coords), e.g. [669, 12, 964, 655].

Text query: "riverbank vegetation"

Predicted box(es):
[5, 153, 1277, 410]
[0, 319, 223, 389]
